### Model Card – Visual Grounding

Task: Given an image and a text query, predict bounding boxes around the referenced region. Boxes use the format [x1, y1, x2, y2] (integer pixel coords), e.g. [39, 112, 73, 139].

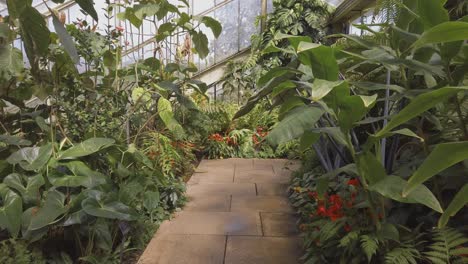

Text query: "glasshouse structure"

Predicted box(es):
[0, 0, 467, 263]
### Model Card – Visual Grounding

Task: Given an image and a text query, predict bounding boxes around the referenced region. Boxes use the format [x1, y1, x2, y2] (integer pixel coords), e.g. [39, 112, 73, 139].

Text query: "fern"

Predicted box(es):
[424, 228, 468, 264]
[361, 234, 379, 262]
[340, 230, 360, 248]
[385, 246, 420, 264]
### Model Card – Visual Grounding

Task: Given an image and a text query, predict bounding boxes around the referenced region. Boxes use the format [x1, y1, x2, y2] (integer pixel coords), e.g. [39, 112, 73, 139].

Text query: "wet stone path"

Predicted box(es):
[138, 158, 302, 264]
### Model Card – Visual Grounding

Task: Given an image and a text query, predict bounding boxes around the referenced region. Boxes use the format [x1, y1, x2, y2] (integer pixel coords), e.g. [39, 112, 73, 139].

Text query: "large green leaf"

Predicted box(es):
[82, 191, 137, 221]
[200, 16, 222, 38]
[6, 144, 52, 171]
[28, 190, 67, 230]
[356, 151, 386, 186]
[375, 87, 467, 137]
[51, 11, 79, 63]
[297, 42, 339, 81]
[0, 184, 23, 237]
[267, 105, 324, 145]
[0, 45, 24, 80]
[417, 0, 448, 29]
[49, 161, 107, 188]
[134, 3, 160, 20]
[58, 138, 115, 160]
[75, 0, 99, 21]
[20, 6, 50, 60]
[3, 174, 45, 204]
[369, 176, 443, 213]
[413, 22, 468, 49]
[192, 31, 209, 59]
[308, 79, 345, 101]
[404, 142, 468, 196]
[438, 184, 468, 228]
[158, 97, 186, 139]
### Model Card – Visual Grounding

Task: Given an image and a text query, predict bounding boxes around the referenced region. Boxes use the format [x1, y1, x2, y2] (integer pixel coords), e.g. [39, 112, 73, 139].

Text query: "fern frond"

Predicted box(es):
[424, 228, 468, 264]
[361, 234, 379, 262]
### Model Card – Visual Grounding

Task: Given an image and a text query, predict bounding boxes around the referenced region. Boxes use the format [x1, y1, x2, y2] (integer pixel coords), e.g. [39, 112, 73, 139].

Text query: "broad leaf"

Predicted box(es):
[7, 144, 52, 171]
[82, 191, 137, 221]
[413, 22, 468, 49]
[404, 141, 468, 196]
[51, 11, 79, 64]
[59, 138, 115, 160]
[200, 16, 222, 38]
[192, 31, 209, 59]
[0, 45, 24, 80]
[158, 97, 186, 138]
[76, 0, 99, 21]
[0, 184, 23, 237]
[267, 105, 324, 145]
[375, 87, 467, 137]
[369, 176, 443, 213]
[28, 190, 67, 230]
[356, 151, 386, 185]
[308, 79, 345, 101]
[3, 174, 45, 204]
[438, 184, 468, 228]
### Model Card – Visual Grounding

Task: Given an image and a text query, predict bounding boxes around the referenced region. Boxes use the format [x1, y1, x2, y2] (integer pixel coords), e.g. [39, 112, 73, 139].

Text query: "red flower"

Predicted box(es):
[308, 191, 318, 200]
[316, 206, 327, 216]
[347, 178, 360, 187]
[344, 224, 352, 232]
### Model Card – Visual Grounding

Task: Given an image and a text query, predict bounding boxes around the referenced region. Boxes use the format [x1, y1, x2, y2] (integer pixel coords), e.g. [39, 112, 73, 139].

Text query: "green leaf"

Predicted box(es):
[49, 161, 107, 188]
[28, 190, 67, 230]
[417, 0, 448, 29]
[0, 184, 23, 237]
[134, 3, 160, 20]
[76, 0, 99, 22]
[308, 79, 345, 101]
[200, 16, 222, 38]
[143, 191, 160, 212]
[51, 11, 79, 63]
[0, 135, 31, 146]
[413, 22, 468, 49]
[297, 43, 339, 81]
[375, 87, 467, 137]
[369, 176, 443, 213]
[158, 97, 185, 139]
[3, 174, 45, 204]
[58, 138, 115, 160]
[6, 144, 53, 171]
[404, 141, 468, 196]
[351, 82, 405, 94]
[192, 31, 209, 59]
[267, 105, 324, 145]
[438, 184, 468, 228]
[0, 45, 24, 80]
[356, 151, 386, 185]
[299, 131, 320, 152]
[19, 6, 51, 61]
[82, 191, 137, 221]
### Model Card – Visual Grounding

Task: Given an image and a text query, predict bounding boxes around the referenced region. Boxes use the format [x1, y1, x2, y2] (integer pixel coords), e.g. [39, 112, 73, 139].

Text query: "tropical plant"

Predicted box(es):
[236, 0, 468, 262]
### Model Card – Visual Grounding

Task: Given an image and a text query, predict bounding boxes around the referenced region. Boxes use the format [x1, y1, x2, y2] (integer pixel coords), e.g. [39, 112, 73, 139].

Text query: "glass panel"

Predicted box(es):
[192, 0, 215, 15]
[239, 0, 261, 50]
[214, 0, 239, 62]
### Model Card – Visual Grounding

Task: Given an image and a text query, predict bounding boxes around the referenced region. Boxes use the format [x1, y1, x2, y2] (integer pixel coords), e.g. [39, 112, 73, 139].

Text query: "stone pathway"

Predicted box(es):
[138, 158, 302, 264]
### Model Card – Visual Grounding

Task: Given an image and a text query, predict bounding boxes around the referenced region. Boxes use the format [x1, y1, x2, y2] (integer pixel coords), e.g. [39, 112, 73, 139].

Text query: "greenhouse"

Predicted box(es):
[0, 0, 467, 263]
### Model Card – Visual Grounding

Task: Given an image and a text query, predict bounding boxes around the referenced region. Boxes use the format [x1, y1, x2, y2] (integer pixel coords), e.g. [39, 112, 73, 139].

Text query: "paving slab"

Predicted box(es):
[138, 234, 225, 264]
[256, 183, 289, 196]
[189, 171, 234, 184]
[261, 213, 299, 237]
[187, 182, 256, 197]
[184, 194, 231, 212]
[235, 169, 288, 183]
[231, 196, 294, 213]
[138, 158, 301, 264]
[157, 211, 262, 236]
[225, 236, 303, 264]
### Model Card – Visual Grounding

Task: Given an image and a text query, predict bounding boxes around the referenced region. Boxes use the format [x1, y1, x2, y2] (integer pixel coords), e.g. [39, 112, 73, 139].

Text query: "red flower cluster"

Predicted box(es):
[347, 178, 360, 187]
[253, 127, 268, 145]
[208, 133, 224, 142]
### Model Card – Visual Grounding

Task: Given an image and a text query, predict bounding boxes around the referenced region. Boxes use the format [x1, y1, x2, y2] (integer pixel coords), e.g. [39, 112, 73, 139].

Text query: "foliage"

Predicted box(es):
[236, 0, 468, 262]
